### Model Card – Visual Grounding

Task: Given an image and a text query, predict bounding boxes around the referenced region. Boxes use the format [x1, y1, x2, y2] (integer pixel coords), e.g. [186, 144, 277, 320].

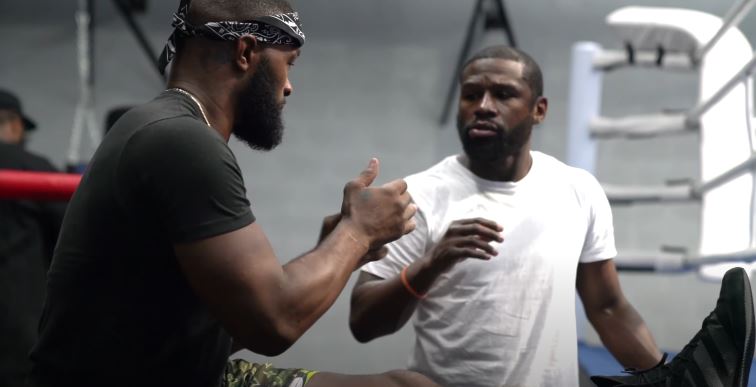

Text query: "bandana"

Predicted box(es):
[158, 0, 306, 75]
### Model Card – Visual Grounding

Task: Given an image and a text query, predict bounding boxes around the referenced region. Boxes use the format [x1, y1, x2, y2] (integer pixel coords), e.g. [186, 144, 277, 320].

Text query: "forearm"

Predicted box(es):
[350, 275, 417, 342]
[350, 258, 442, 342]
[275, 221, 370, 338]
[588, 300, 662, 369]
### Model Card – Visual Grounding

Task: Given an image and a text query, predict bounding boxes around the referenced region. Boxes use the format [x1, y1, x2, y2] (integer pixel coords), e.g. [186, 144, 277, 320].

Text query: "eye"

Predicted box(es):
[461, 91, 480, 101]
[288, 53, 299, 68]
[495, 90, 513, 100]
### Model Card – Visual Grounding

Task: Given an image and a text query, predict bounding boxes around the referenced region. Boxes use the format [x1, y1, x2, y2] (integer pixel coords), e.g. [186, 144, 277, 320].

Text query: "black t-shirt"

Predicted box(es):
[29, 91, 255, 387]
[0, 143, 65, 387]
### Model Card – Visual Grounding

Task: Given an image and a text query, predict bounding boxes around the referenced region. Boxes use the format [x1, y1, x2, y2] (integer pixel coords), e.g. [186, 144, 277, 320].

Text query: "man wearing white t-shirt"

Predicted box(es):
[349, 46, 663, 386]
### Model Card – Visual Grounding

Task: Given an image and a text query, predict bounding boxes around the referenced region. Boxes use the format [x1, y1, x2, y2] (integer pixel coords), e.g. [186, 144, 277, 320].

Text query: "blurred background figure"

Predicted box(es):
[0, 88, 67, 387]
[0, 89, 37, 147]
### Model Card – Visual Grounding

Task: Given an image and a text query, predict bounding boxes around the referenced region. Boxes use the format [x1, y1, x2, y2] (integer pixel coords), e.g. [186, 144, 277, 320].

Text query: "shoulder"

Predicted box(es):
[112, 92, 211, 140]
[127, 115, 228, 158]
[405, 155, 461, 188]
[532, 151, 605, 207]
[533, 151, 601, 187]
[405, 156, 461, 206]
[116, 115, 238, 188]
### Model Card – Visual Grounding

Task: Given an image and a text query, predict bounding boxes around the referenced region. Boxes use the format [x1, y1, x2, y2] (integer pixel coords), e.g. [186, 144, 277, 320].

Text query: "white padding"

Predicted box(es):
[606, 7, 724, 54]
[602, 183, 693, 204]
[614, 251, 686, 272]
[590, 113, 689, 138]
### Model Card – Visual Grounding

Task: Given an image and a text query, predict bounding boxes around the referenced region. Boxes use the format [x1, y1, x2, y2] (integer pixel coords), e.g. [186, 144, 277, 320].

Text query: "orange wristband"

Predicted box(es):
[401, 266, 427, 300]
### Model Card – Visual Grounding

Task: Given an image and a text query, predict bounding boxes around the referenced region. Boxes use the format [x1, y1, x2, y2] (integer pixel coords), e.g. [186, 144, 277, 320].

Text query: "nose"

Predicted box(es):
[474, 92, 496, 118]
[283, 78, 293, 97]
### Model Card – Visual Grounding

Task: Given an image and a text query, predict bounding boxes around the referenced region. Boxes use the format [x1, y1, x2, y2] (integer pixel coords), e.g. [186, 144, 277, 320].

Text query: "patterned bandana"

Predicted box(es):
[158, 0, 306, 75]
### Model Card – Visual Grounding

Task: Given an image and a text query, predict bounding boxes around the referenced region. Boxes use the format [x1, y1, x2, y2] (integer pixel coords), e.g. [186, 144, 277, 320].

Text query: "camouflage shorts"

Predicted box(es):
[221, 359, 318, 387]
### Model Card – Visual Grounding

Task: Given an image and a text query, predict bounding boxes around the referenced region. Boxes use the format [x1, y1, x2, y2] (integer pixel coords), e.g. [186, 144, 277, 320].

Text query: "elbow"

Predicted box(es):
[247, 339, 293, 357]
[240, 319, 302, 357]
[262, 320, 301, 356]
[350, 325, 373, 344]
[349, 312, 377, 343]
[586, 296, 627, 323]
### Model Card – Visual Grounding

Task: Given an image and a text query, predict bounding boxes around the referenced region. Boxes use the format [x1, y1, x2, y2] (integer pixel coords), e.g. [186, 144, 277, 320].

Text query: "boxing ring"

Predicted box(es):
[0, 170, 80, 201]
[568, 0, 756, 381]
[566, 0, 756, 281]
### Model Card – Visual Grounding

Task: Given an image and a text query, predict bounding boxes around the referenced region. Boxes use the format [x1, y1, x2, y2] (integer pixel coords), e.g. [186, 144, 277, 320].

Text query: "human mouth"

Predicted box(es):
[467, 122, 500, 139]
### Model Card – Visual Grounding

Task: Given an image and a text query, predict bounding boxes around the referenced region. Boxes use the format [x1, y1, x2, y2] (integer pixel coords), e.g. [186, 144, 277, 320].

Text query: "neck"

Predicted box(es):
[460, 142, 533, 182]
[168, 69, 237, 142]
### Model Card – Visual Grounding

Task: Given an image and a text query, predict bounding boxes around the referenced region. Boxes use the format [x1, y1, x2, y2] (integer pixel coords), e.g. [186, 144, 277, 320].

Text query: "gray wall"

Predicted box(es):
[2, 0, 755, 374]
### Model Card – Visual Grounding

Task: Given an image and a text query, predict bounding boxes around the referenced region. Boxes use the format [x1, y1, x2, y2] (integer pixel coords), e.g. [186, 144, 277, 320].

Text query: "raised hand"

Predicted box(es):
[340, 158, 416, 250]
[424, 218, 503, 273]
[317, 213, 389, 268]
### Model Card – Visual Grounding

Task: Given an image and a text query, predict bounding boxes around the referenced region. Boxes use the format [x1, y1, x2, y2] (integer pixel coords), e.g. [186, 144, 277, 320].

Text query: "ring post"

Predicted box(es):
[565, 41, 604, 342]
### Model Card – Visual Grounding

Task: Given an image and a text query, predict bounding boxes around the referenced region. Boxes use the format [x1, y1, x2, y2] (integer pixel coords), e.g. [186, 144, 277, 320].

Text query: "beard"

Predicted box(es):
[456, 114, 533, 162]
[233, 57, 284, 151]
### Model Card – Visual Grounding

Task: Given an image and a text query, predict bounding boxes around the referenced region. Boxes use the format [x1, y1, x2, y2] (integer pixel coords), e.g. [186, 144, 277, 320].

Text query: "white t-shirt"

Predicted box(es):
[362, 151, 617, 387]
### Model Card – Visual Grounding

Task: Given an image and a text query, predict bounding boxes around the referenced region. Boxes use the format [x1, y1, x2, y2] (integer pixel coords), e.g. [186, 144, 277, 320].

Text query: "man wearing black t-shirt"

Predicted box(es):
[28, 1, 438, 387]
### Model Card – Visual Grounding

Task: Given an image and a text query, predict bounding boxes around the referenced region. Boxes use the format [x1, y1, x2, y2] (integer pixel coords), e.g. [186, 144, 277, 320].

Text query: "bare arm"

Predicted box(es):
[177, 221, 370, 356]
[175, 159, 415, 356]
[577, 259, 662, 369]
[349, 218, 502, 342]
[350, 265, 432, 342]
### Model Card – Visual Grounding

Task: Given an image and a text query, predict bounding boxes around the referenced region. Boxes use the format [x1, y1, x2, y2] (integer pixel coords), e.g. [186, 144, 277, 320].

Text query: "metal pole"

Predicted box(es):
[695, 0, 756, 61]
[686, 52, 756, 127]
[746, 79, 756, 248]
[112, 0, 166, 82]
[67, 0, 94, 168]
[87, 0, 94, 86]
[493, 0, 517, 47]
[694, 154, 756, 195]
[439, 0, 484, 125]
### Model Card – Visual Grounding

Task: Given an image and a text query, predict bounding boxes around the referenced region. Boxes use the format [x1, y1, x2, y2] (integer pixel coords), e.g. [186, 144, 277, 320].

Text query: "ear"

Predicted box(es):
[532, 96, 548, 125]
[234, 35, 261, 72]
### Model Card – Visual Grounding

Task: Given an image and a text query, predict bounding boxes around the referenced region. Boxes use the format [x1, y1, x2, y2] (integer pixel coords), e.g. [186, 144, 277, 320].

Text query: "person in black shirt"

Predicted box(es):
[29, 1, 438, 386]
[0, 90, 66, 387]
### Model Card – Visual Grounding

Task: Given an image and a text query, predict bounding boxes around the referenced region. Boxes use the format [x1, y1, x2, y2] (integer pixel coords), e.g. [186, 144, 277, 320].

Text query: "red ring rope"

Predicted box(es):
[0, 170, 81, 201]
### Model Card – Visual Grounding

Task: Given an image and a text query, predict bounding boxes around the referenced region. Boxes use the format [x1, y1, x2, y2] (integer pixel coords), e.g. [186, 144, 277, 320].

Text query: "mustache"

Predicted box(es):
[464, 120, 506, 133]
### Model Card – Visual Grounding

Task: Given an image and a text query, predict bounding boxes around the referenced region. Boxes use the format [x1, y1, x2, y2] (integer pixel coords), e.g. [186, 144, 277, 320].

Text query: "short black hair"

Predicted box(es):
[461, 45, 543, 100]
[188, 0, 294, 25]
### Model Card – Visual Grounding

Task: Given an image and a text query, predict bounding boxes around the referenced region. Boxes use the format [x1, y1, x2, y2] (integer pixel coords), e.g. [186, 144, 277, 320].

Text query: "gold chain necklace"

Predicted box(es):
[168, 87, 211, 127]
